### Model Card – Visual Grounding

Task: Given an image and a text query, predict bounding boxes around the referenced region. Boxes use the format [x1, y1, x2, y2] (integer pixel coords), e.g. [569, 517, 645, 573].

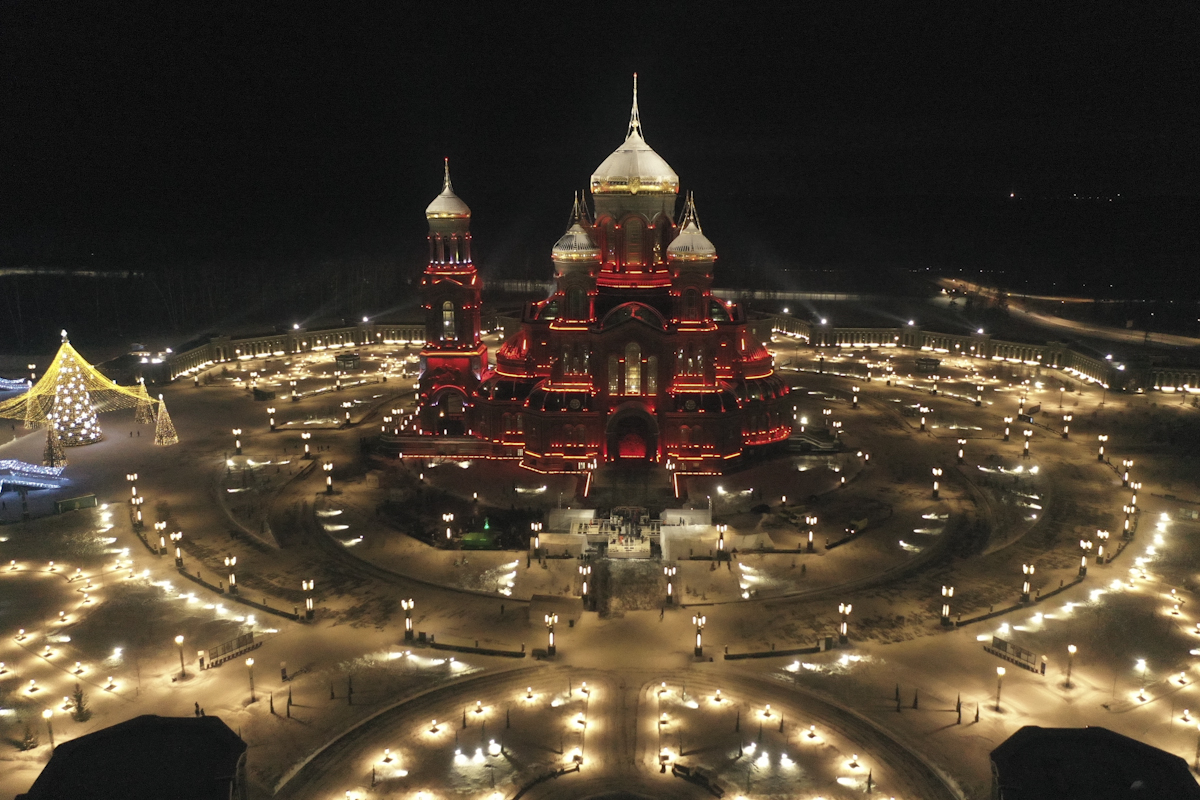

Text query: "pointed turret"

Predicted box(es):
[667, 193, 717, 261]
[425, 158, 472, 219]
[590, 75, 679, 196]
[552, 193, 601, 262]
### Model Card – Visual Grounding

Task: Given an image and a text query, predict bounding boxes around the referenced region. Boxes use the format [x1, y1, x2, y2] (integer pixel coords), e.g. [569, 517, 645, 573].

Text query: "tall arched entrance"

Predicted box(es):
[605, 403, 658, 462]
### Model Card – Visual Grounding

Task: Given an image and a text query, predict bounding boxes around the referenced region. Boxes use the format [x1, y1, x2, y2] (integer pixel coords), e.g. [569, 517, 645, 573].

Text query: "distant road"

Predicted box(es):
[936, 277, 1200, 349]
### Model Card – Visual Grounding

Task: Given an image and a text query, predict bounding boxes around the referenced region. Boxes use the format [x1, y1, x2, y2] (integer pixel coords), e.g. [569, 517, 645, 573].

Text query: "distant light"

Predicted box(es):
[821, 318, 827, 325]
[977, 328, 984, 334]
[908, 320, 915, 326]
[293, 323, 300, 330]
[363, 316, 369, 322]
[782, 307, 789, 314]
[1105, 354, 1113, 360]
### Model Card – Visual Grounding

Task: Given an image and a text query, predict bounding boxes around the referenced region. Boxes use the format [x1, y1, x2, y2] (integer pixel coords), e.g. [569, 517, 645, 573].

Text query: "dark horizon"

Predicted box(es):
[2, 4, 1197, 350]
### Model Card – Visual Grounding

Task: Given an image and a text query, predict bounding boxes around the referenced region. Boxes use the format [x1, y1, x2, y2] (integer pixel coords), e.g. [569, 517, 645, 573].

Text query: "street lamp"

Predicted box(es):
[267, 407, 276, 431]
[851, 385, 859, 410]
[171, 530, 184, 567]
[941, 585, 954, 627]
[995, 667, 1006, 711]
[154, 521, 167, 556]
[717, 523, 727, 552]
[304, 580, 316, 621]
[324, 461, 334, 494]
[1059, 386, 1064, 409]
[1066, 645, 1077, 688]
[931, 467, 943, 500]
[919, 406, 929, 432]
[246, 657, 256, 702]
[1062, 413, 1072, 439]
[1121, 459, 1133, 488]
[1097, 434, 1108, 462]
[42, 708, 54, 751]
[443, 512, 455, 541]
[232, 428, 242, 456]
[664, 566, 676, 604]
[1079, 539, 1093, 577]
[1130, 482, 1141, 510]
[838, 603, 852, 644]
[1003, 416, 1013, 441]
[545, 613, 558, 656]
[134, 495, 144, 528]
[1021, 563, 1034, 603]
[957, 438, 966, 465]
[224, 556, 238, 596]
[175, 635, 186, 678]
[402, 598, 413, 639]
[1137, 658, 1148, 701]
[580, 564, 592, 608]
[805, 515, 817, 553]
[1123, 505, 1133, 539]
[301, 432, 312, 459]
[692, 614, 706, 657]
[1096, 529, 1109, 563]
[1022, 429, 1032, 458]
[342, 400, 352, 424]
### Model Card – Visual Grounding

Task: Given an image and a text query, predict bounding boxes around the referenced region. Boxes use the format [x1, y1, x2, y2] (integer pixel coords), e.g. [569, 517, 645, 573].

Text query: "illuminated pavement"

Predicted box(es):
[1, 336, 1198, 798]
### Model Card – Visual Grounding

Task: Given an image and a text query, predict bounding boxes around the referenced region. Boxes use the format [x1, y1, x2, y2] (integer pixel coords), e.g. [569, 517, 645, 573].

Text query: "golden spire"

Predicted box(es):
[628, 72, 642, 139]
[442, 157, 453, 193]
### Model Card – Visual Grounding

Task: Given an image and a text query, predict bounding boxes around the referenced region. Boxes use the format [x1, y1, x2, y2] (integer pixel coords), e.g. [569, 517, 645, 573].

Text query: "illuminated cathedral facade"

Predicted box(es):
[415, 82, 791, 474]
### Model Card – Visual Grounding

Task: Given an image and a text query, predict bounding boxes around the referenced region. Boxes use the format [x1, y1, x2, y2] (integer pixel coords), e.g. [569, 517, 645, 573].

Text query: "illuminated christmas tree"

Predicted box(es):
[154, 395, 178, 447]
[134, 380, 155, 425]
[48, 359, 102, 446]
[42, 427, 67, 467]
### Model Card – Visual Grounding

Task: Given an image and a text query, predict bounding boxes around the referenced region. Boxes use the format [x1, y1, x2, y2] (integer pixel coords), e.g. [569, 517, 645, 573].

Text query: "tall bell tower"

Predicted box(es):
[417, 160, 486, 435]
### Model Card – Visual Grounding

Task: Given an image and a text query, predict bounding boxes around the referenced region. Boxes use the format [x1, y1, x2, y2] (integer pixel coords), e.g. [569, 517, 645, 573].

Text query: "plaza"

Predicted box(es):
[0, 298, 1198, 799]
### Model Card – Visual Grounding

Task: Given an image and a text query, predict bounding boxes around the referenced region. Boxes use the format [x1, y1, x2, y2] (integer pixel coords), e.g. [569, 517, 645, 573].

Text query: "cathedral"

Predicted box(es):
[413, 81, 791, 475]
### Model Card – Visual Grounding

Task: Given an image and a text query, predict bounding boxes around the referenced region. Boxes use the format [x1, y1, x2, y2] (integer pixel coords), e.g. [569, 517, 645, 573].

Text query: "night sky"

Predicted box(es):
[2, 4, 1197, 346]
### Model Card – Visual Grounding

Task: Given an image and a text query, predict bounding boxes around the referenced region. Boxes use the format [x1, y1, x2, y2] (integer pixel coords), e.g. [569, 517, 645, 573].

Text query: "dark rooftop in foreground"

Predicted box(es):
[18, 714, 247, 800]
[991, 725, 1200, 800]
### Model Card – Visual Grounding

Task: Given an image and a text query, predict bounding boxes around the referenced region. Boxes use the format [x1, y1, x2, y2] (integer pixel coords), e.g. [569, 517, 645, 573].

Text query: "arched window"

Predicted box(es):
[608, 354, 620, 394]
[683, 288, 700, 320]
[442, 301, 456, 340]
[568, 287, 586, 320]
[624, 342, 642, 395]
[623, 217, 644, 267]
[646, 355, 658, 394]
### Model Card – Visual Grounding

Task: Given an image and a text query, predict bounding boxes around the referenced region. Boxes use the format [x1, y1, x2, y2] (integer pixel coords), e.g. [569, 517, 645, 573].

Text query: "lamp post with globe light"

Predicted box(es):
[324, 461, 334, 494]
[1023, 429, 1032, 458]
[995, 667, 1006, 711]
[932, 467, 943, 499]
[941, 586, 954, 627]
[1096, 529, 1109, 563]
[175, 635, 186, 678]
[1062, 413, 1072, 439]
[1066, 645, 1077, 688]
[664, 566, 676, 605]
[957, 438, 966, 465]
[225, 556, 238, 596]
[43, 708, 55, 751]
[267, 407, 276, 432]
[1021, 564, 1034, 603]
[304, 580, 315, 621]
[246, 657, 256, 702]
[545, 614, 558, 656]
[805, 515, 817, 553]
[402, 598, 414, 640]
[171, 530, 183, 567]
[301, 432, 312, 459]
[232, 428, 242, 456]
[1003, 416, 1013, 441]
[1097, 434, 1108, 461]
[838, 603, 852, 644]
[692, 614, 706, 657]
[1079, 539, 1092, 577]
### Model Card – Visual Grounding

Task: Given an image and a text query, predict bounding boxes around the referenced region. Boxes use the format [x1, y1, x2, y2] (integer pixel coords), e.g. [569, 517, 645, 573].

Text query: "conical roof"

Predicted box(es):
[667, 193, 716, 259]
[552, 194, 600, 261]
[425, 159, 471, 219]
[590, 75, 679, 196]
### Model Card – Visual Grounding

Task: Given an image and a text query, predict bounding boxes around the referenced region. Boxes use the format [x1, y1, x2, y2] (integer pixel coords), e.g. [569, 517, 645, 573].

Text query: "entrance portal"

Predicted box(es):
[609, 412, 655, 461]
